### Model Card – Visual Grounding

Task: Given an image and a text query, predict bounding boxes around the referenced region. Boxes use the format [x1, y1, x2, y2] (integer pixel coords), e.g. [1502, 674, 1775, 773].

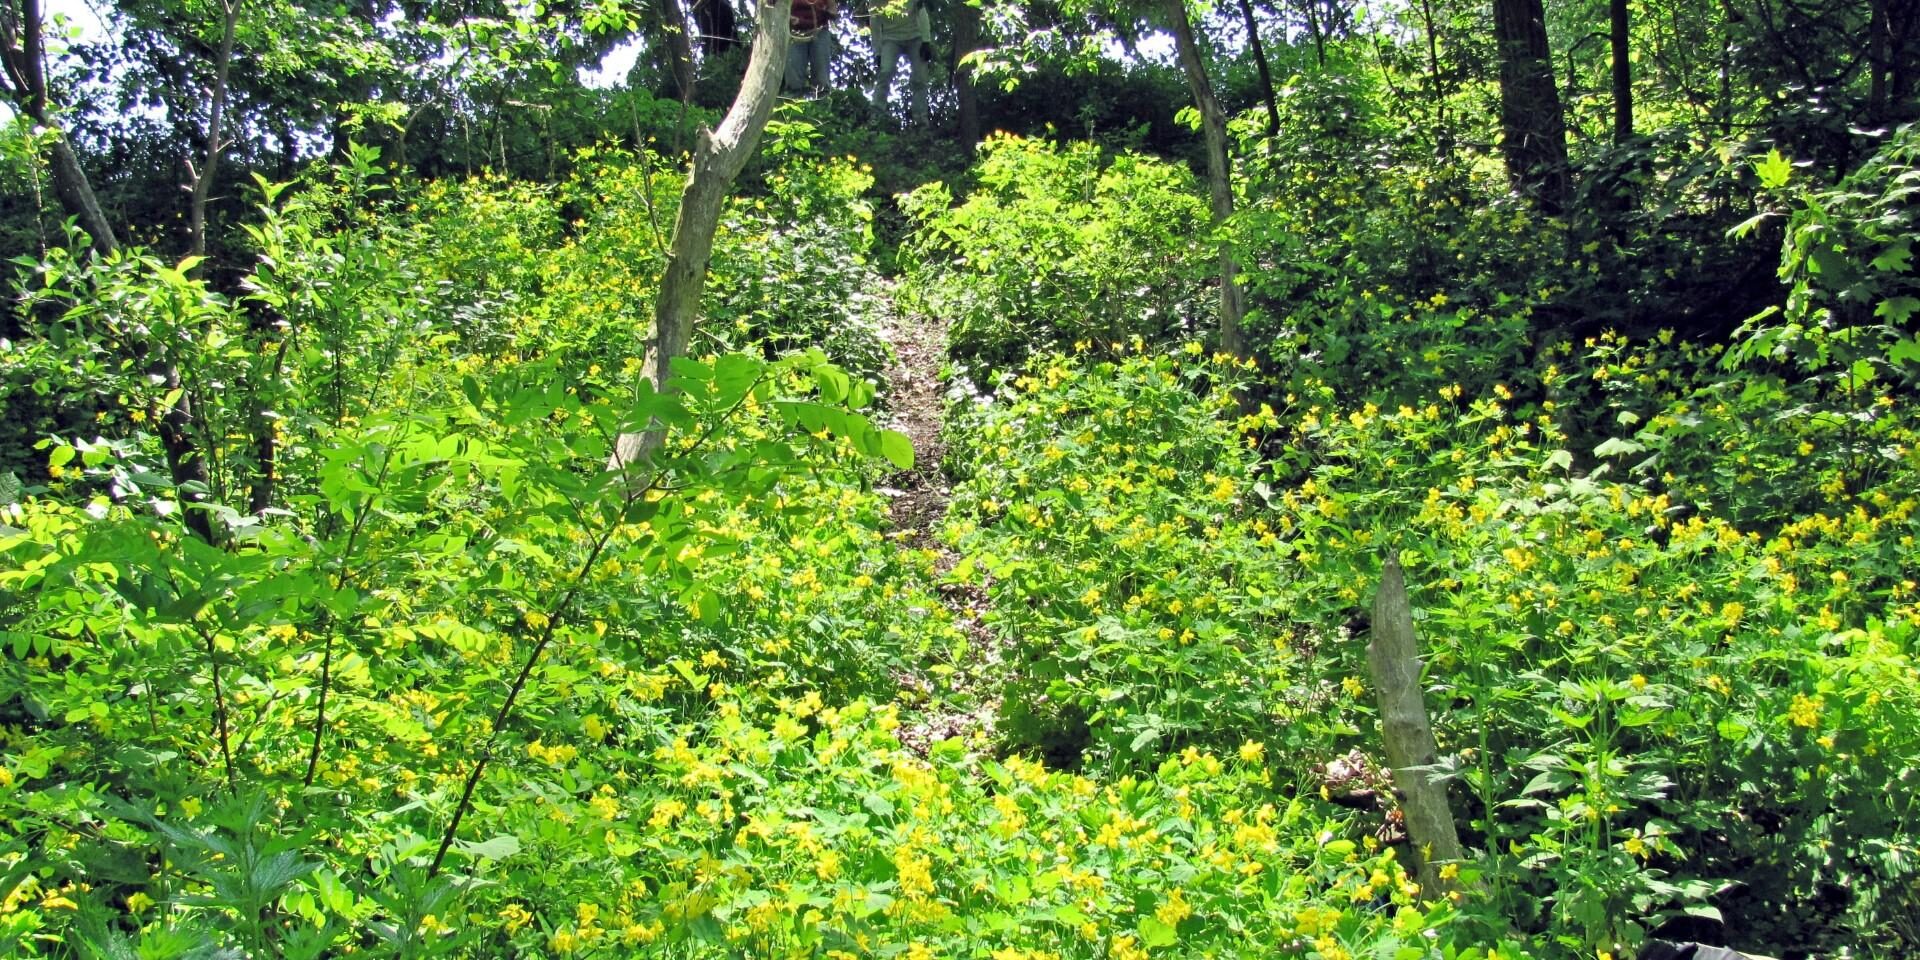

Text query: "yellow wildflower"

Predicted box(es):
[1787, 693, 1823, 728]
[1154, 887, 1193, 926]
[499, 903, 533, 933]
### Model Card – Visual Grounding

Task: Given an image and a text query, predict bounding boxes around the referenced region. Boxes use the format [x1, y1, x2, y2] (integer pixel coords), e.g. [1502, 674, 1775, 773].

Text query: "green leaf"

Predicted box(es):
[878, 431, 915, 470]
[1593, 437, 1645, 458]
[1754, 148, 1793, 189]
[814, 366, 850, 404]
[1727, 211, 1774, 240]
[849, 379, 876, 410]
[1522, 769, 1576, 795]
[461, 375, 485, 411]
[1138, 916, 1178, 948]
[670, 659, 709, 691]
[1871, 241, 1912, 273]
[1874, 296, 1920, 324]
[459, 834, 522, 861]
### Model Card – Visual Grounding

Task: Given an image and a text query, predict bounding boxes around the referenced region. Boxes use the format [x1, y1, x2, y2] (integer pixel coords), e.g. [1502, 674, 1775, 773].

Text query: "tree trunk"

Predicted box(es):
[1302, 0, 1327, 67]
[1609, 0, 1632, 145]
[1162, 0, 1247, 359]
[1892, 0, 1920, 121]
[2, 0, 214, 541]
[611, 0, 791, 472]
[1236, 0, 1282, 138]
[954, 0, 983, 148]
[692, 0, 740, 54]
[1418, 0, 1451, 157]
[3, 0, 119, 255]
[1492, 0, 1570, 213]
[1367, 552, 1469, 900]
[657, 0, 700, 101]
[189, 0, 241, 260]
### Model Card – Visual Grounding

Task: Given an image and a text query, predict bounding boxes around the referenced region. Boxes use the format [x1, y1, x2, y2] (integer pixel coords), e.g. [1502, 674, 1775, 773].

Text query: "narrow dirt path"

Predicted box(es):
[873, 287, 999, 754]
[876, 290, 951, 549]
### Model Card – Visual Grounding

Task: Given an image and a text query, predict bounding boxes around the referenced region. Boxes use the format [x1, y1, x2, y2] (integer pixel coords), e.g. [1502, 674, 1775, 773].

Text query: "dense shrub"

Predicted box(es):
[1229, 74, 1543, 406]
[899, 135, 1211, 377]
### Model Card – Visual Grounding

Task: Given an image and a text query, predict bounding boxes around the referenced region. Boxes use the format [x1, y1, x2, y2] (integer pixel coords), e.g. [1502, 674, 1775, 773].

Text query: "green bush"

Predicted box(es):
[900, 135, 1211, 378]
[1230, 75, 1543, 407]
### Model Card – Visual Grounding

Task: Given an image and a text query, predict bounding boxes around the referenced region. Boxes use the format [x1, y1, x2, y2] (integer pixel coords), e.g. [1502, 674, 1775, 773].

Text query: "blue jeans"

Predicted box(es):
[872, 36, 928, 124]
[784, 30, 833, 94]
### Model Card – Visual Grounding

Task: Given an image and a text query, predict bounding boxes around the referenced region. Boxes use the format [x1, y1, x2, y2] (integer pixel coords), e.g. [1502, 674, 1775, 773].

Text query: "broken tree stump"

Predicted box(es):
[1367, 550, 1469, 900]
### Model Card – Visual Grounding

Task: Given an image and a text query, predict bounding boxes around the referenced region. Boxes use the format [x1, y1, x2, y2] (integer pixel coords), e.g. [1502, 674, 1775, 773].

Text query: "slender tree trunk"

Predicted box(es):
[1303, 0, 1327, 67]
[1236, 0, 1282, 138]
[1418, 0, 1451, 157]
[3, 0, 214, 541]
[611, 0, 791, 471]
[1893, 0, 1920, 118]
[1869, 0, 1892, 123]
[189, 0, 241, 260]
[1491, 0, 1570, 213]
[1716, 8, 1732, 136]
[1368, 552, 1469, 901]
[657, 0, 700, 101]
[954, 0, 983, 148]
[1609, 0, 1632, 145]
[1162, 0, 1247, 359]
[3, 0, 119, 254]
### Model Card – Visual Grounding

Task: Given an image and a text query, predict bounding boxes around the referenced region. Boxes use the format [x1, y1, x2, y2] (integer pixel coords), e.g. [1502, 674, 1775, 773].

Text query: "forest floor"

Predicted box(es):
[875, 289, 1000, 755]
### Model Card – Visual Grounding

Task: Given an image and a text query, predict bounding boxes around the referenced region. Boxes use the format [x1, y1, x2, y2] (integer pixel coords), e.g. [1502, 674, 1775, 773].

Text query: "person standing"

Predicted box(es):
[786, 0, 838, 95]
[868, 0, 930, 125]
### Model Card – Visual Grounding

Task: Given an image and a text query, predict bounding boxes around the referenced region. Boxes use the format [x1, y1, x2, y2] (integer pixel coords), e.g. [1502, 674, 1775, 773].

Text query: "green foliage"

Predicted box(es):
[1230, 75, 1542, 406]
[1729, 124, 1920, 392]
[708, 123, 895, 384]
[1270, 368, 1919, 953]
[0, 345, 912, 956]
[899, 135, 1211, 376]
[941, 346, 1306, 768]
[934, 341, 1920, 956]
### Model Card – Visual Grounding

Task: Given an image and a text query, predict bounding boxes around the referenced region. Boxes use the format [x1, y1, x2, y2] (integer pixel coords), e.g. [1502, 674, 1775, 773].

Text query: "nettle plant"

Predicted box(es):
[0, 348, 909, 956]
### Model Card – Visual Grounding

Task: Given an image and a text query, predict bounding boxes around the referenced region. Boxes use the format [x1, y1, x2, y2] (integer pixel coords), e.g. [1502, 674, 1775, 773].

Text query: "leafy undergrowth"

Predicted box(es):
[942, 345, 1920, 956]
[6, 126, 1920, 960]
[0, 355, 1497, 959]
[0, 152, 1503, 956]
